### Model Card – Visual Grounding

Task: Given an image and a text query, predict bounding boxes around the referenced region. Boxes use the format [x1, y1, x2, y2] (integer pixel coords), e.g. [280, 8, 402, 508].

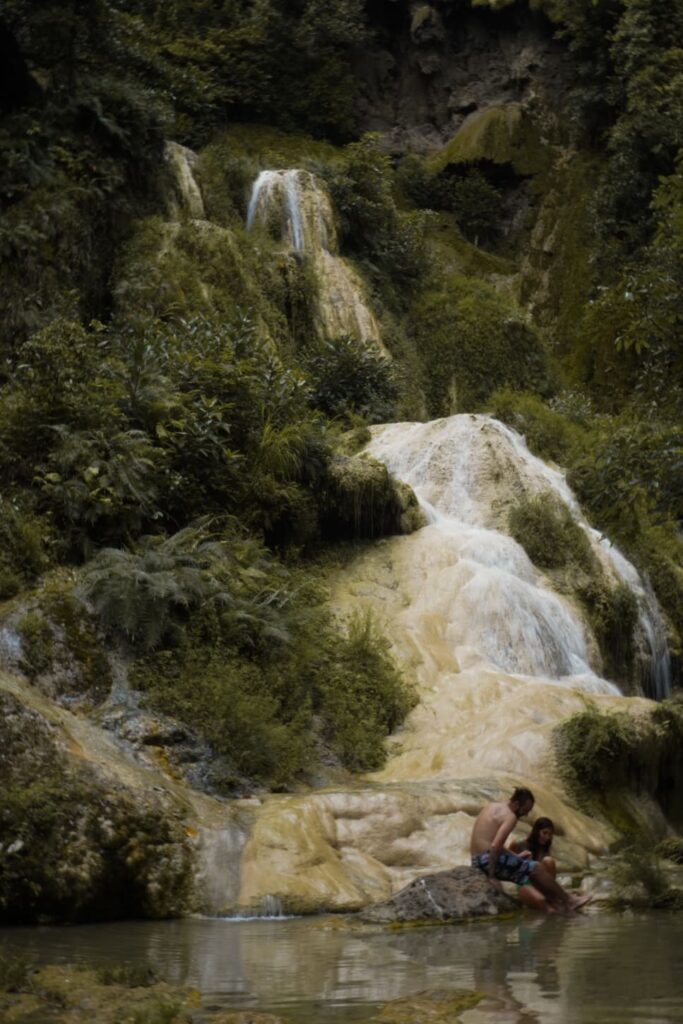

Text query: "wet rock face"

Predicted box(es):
[360, 866, 516, 924]
[355, 5, 572, 152]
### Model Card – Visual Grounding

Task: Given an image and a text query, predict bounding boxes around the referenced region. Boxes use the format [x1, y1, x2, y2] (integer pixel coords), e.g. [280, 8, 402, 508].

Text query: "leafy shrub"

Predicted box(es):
[328, 135, 429, 307]
[37, 427, 161, 557]
[579, 579, 638, 687]
[306, 336, 398, 422]
[440, 168, 504, 244]
[137, 650, 311, 787]
[487, 389, 578, 464]
[80, 527, 228, 651]
[0, 499, 50, 598]
[508, 494, 594, 571]
[410, 278, 549, 414]
[554, 701, 683, 829]
[314, 611, 416, 770]
[132, 579, 414, 787]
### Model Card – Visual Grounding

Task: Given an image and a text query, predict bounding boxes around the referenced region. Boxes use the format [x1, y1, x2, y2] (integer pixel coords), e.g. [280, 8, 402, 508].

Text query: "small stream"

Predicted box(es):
[3, 912, 683, 1022]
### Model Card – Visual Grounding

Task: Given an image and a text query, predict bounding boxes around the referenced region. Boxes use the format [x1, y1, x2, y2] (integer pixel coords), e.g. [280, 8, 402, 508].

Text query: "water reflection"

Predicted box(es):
[2, 912, 683, 1022]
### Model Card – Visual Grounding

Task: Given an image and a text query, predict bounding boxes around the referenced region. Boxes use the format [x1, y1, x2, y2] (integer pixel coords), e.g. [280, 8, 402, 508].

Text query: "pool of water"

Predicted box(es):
[2, 911, 683, 1022]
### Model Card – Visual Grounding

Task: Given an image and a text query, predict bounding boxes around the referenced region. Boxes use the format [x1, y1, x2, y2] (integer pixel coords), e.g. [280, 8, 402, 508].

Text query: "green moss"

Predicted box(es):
[17, 611, 55, 680]
[428, 104, 552, 178]
[521, 154, 602, 357]
[423, 212, 515, 280]
[0, 963, 198, 1024]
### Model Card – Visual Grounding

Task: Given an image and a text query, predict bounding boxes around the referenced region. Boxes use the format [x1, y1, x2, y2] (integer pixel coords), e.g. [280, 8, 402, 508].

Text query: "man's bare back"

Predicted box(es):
[470, 801, 517, 857]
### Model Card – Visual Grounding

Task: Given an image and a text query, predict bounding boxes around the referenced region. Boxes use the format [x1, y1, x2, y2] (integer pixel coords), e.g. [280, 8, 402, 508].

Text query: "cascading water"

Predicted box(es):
[245, 168, 384, 347]
[363, 415, 671, 699]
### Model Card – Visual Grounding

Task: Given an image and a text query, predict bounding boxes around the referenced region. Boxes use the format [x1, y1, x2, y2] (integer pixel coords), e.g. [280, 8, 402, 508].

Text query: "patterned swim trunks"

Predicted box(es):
[471, 850, 537, 885]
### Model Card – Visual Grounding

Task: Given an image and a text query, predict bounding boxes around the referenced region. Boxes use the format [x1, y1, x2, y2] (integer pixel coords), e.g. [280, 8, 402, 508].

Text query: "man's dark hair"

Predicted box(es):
[511, 787, 534, 806]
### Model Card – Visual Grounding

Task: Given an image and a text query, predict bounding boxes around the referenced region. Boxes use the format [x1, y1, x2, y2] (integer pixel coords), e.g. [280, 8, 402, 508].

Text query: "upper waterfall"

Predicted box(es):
[246, 169, 336, 253]
[246, 168, 383, 347]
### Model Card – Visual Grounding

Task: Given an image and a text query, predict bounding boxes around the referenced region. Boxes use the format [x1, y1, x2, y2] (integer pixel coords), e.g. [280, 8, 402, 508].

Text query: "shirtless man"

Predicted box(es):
[470, 787, 591, 912]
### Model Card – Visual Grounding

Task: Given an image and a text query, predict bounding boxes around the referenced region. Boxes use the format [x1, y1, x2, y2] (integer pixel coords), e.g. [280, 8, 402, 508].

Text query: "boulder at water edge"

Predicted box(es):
[360, 866, 516, 924]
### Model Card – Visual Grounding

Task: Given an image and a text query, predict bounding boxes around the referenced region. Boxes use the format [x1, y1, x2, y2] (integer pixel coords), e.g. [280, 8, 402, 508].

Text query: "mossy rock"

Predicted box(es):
[0, 962, 199, 1023]
[12, 582, 112, 705]
[553, 699, 683, 833]
[319, 454, 425, 541]
[114, 217, 288, 342]
[427, 104, 553, 178]
[0, 688, 194, 923]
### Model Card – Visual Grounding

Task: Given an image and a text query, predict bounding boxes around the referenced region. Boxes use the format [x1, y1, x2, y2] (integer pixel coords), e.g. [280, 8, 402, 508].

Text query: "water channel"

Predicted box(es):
[3, 911, 683, 1022]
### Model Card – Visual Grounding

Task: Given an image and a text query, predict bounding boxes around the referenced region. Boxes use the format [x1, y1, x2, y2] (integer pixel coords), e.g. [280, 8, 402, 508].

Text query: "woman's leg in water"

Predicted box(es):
[518, 883, 548, 912]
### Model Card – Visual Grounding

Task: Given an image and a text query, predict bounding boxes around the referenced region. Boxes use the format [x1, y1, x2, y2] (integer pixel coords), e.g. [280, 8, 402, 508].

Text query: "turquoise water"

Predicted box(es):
[2, 911, 683, 1022]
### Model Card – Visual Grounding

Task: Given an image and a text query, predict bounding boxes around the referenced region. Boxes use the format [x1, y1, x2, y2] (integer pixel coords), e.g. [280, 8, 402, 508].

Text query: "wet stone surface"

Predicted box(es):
[360, 866, 516, 924]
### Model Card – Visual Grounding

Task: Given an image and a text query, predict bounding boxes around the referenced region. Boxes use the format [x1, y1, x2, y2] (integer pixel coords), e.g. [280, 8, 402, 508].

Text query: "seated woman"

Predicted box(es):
[510, 817, 556, 911]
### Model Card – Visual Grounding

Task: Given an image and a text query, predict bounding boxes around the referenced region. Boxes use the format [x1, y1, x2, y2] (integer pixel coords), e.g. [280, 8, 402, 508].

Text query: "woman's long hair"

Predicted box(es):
[528, 817, 554, 859]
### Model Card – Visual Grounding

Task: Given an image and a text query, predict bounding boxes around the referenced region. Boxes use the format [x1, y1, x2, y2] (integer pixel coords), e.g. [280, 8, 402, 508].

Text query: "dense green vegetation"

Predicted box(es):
[553, 696, 683, 833]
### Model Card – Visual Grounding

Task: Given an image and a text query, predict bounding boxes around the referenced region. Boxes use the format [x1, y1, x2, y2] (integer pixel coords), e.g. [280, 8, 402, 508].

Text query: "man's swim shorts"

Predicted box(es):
[471, 850, 537, 885]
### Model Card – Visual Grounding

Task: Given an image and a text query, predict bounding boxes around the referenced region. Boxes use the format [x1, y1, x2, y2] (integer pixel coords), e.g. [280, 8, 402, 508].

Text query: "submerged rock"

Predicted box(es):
[369, 988, 482, 1022]
[0, 964, 198, 1024]
[360, 866, 516, 924]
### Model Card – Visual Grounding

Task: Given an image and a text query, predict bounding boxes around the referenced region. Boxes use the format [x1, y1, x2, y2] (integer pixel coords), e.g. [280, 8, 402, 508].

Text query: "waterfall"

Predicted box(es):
[164, 142, 206, 221]
[364, 414, 671, 698]
[246, 168, 383, 346]
[246, 169, 333, 253]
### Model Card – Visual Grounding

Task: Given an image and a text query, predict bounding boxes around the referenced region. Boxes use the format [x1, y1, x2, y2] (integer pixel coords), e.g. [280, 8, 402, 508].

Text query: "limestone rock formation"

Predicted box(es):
[360, 866, 516, 924]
